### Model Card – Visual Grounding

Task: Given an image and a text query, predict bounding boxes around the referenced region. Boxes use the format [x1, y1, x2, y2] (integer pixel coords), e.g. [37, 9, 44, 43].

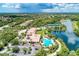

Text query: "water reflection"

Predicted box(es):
[52, 20, 79, 50]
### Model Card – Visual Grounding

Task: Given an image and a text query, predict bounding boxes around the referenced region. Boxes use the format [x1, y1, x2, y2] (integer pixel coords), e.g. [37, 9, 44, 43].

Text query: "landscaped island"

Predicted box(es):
[0, 14, 79, 56]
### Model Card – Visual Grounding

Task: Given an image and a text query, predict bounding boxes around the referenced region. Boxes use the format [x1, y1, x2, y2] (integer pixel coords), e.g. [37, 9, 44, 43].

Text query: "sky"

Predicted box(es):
[0, 3, 79, 13]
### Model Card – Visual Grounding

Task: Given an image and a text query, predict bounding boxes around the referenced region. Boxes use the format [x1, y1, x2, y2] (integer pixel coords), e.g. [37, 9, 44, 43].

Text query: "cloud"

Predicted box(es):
[0, 3, 79, 13]
[41, 3, 79, 13]
[1, 3, 21, 8]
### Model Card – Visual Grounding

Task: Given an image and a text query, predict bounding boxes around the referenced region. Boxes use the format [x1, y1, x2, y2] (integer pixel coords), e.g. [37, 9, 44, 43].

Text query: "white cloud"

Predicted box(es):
[1, 4, 21, 8]
[41, 3, 79, 13]
[0, 3, 79, 13]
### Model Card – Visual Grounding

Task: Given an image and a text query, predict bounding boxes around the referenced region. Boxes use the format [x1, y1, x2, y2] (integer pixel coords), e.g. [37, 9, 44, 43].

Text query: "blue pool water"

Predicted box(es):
[42, 38, 54, 47]
[51, 20, 79, 50]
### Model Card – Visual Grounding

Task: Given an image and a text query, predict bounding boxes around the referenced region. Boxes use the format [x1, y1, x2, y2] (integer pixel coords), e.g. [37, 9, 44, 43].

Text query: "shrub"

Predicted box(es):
[0, 53, 9, 56]
[12, 46, 20, 53]
[76, 48, 79, 56]
[68, 50, 76, 56]
[28, 51, 31, 54]
[11, 38, 19, 45]
[23, 48, 28, 54]
[29, 47, 32, 51]
[0, 42, 4, 51]
[35, 49, 47, 56]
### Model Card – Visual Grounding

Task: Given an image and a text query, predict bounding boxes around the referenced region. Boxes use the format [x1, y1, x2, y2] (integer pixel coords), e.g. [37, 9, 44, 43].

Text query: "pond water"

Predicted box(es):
[51, 20, 79, 50]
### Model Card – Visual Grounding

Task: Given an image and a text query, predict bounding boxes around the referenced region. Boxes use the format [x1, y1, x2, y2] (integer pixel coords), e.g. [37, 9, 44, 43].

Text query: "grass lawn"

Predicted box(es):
[36, 29, 48, 36]
[73, 21, 79, 30]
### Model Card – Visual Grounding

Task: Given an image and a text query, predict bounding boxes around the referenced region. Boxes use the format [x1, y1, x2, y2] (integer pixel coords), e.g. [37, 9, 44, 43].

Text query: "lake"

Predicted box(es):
[51, 20, 79, 50]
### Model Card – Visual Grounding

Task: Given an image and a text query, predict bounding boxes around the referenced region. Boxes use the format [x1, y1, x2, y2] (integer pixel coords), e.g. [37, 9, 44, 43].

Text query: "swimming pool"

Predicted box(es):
[42, 38, 54, 47]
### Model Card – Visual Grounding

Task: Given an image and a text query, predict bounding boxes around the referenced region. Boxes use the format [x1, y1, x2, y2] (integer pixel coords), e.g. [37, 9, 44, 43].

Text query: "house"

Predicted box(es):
[26, 28, 41, 43]
[30, 34, 40, 42]
[27, 28, 36, 36]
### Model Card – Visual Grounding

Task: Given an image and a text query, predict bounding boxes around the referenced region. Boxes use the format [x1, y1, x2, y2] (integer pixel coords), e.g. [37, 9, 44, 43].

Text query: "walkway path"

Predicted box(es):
[0, 25, 9, 30]
[20, 20, 33, 26]
[0, 47, 8, 53]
